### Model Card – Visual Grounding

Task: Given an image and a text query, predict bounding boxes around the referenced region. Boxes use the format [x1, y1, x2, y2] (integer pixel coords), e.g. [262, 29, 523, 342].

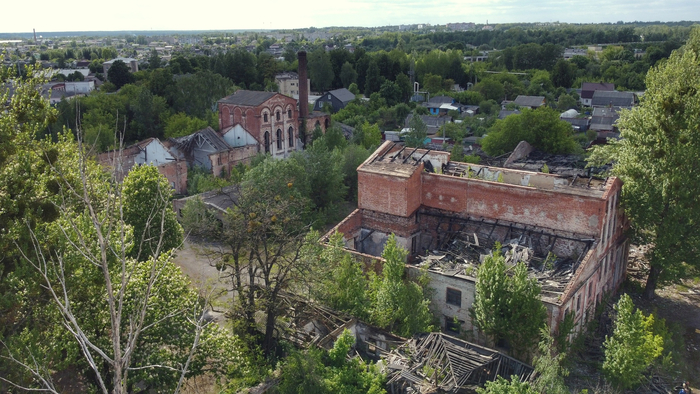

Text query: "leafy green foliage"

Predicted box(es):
[587, 27, 700, 298]
[340, 61, 358, 88]
[531, 327, 569, 394]
[164, 112, 209, 138]
[179, 196, 220, 238]
[315, 233, 370, 320]
[481, 107, 578, 156]
[122, 164, 183, 260]
[603, 294, 664, 390]
[356, 121, 382, 149]
[277, 330, 386, 394]
[370, 235, 435, 337]
[405, 113, 428, 148]
[308, 48, 334, 92]
[477, 375, 537, 394]
[470, 248, 547, 359]
[186, 164, 236, 195]
[107, 59, 134, 89]
[450, 142, 465, 162]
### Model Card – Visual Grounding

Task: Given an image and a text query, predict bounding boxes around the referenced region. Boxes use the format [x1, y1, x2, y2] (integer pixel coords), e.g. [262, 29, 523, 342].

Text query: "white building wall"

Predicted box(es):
[135, 140, 174, 167]
[65, 81, 95, 94]
[222, 124, 257, 147]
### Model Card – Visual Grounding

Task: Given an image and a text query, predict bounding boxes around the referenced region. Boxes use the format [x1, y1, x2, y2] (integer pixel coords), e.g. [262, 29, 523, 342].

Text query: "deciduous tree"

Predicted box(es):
[122, 164, 183, 261]
[481, 107, 578, 156]
[470, 248, 547, 359]
[603, 294, 664, 390]
[107, 59, 134, 89]
[587, 27, 700, 298]
[405, 113, 428, 148]
[369, 234, 434, 337]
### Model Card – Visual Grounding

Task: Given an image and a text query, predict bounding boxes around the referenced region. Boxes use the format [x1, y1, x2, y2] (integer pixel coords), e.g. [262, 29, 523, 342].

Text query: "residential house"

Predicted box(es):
[513, 95, 546, 109]
[560, 109, 590, 131]
[580, 82, 615, 107]
[590, 107, 621, 138]
[404, 113, 450, 135]
[498, 109, 521, 120]
[102, 57, 139, 75]
[591, 90, 635, 109]
[313, 88, 356, 113]
[425, 96, 459, 116]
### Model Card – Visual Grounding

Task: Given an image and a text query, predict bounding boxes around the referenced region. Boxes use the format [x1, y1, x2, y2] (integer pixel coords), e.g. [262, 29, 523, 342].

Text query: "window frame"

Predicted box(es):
[445, 287, 462, 307]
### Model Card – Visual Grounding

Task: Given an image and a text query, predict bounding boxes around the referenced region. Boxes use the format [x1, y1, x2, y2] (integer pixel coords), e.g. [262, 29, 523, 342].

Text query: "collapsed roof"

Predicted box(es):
[414, 211, 595, 302]
[384, 332, 534, 393]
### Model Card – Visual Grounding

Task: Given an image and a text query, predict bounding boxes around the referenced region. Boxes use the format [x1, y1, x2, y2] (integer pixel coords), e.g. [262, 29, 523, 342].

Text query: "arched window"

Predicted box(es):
[324, 118, 330, 129]
[264, 131, 270, 153]
[263, 113, 268, 122]
[287, 109, 292, 118]
[276, 129, 282, 150]
[276, 111, 280, 121]
[288, 126, 294, 148]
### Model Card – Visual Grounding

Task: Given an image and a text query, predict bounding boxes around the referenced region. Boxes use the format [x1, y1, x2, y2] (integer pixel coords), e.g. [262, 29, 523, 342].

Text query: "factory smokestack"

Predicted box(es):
[33, 29, 37, 43]
[297, 50, 309, 146]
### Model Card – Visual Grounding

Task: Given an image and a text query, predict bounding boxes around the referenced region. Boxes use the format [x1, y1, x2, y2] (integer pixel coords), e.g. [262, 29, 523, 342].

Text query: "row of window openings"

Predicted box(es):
[263, 128, 295, 153]
[263, 110, 293, 123]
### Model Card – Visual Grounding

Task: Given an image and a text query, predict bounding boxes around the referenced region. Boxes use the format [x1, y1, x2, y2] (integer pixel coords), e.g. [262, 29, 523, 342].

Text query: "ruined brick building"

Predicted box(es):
[97, 137, 188, 194]
[327, 141, 628, 337]
[98, 51, 329, 191]
[217, 51, 329, 159]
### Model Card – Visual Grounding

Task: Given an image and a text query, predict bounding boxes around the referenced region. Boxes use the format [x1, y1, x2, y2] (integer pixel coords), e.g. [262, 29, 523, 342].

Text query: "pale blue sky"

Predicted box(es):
[3, 0, 698, 33]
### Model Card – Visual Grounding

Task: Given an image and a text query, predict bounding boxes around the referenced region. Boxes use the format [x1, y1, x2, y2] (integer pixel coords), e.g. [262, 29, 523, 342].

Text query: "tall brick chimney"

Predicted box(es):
[297, 51, 309, 146]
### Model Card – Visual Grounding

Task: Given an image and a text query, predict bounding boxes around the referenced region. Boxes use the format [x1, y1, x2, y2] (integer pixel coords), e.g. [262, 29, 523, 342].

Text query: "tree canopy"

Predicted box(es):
[470, 247, 547, 359]
[603, 294, 664, 390]
[481, 107, 579, 156]
[107, 59, 134, 89]
[588, 26, 700, 298]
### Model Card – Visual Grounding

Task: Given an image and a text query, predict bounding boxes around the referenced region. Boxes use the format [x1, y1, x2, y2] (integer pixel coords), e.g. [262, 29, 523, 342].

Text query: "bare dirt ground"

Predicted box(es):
[172, 238, 232, 312]
[627, 245, 700, 392]
[171, 217, 700, 393]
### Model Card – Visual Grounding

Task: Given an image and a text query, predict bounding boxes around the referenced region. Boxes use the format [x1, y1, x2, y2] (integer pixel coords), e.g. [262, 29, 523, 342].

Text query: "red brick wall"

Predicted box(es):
[358, 165, 423, 218]
[157, 160, 188, 195]
[421, 173, 605, 236]
[219, 94, 299, 148]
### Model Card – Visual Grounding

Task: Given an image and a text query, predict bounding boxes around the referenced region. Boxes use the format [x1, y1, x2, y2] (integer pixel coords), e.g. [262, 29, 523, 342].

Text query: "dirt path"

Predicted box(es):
[628, 246, 700, 390]
[172, 239, 232, 309]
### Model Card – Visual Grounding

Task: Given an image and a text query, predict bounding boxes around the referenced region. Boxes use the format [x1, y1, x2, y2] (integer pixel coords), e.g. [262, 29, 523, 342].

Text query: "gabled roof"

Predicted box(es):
[218, 90, 277, 106]
[172, 127, 231, 154]
[498, 109, 521, 119]
[590, 107, 620, 130]
[561, 117, 590, 128]
[428, 95, 454, 104]
[327, 88, 356, 104]
[591, 90, 634, 108]
[513, 95, 545, 108]
[580, 82, 615, 99]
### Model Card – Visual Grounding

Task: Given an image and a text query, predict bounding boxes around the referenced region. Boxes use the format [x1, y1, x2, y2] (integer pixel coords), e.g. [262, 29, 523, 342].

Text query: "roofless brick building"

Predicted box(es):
[326, 141, 628, 337]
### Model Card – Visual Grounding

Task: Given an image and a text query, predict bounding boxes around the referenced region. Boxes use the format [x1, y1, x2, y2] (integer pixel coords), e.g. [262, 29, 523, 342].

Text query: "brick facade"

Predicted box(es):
[327, 141, 628, 336]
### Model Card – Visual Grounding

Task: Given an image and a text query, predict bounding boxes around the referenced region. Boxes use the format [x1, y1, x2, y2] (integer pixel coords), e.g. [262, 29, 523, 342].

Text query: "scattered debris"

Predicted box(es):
[384, 332, 534, 393]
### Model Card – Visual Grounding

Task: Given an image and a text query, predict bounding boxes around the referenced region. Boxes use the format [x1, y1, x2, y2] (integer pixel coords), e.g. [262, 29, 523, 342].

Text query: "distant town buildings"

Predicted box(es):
[102, 57, 138, 75]
[275, 72, 309, 98]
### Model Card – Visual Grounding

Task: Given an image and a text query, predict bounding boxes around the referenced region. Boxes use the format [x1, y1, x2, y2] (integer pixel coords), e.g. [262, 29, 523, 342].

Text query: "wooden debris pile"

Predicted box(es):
[384, 332, 534, 393]
[416, 233, 584, 301]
